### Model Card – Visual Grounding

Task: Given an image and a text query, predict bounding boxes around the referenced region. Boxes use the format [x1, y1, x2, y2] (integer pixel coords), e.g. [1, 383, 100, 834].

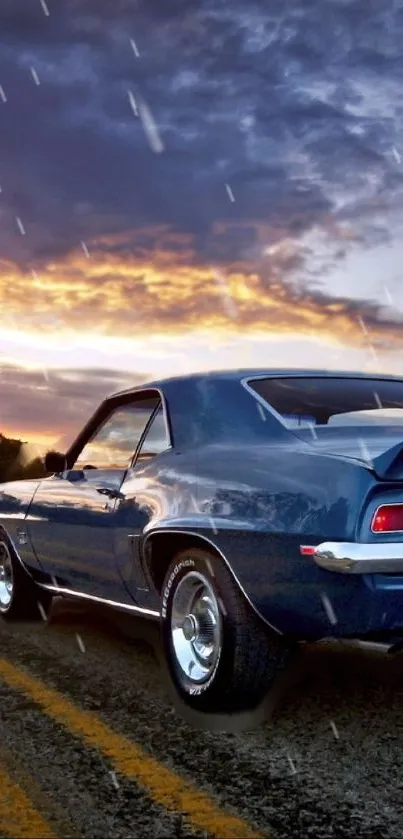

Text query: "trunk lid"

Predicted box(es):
[293, 425, 403, 480]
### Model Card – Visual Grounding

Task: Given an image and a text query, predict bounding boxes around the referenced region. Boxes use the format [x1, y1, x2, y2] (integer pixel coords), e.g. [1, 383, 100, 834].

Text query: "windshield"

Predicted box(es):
[248, 377, 403, 429]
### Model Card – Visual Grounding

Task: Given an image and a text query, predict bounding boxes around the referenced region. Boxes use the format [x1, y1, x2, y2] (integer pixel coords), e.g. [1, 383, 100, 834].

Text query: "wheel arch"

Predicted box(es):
[142, 527, 282, 636]
[0, 526, 45, 585]
[0, 527, 24, 566]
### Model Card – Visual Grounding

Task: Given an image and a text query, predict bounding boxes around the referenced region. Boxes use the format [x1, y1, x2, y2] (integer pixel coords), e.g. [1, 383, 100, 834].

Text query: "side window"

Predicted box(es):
[74, 396, 160, 470]
[135, 404, 170, 464]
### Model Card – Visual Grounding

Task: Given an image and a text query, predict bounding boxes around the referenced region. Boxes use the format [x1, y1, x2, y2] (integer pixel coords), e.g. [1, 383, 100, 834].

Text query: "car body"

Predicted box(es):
[2, 367, 403, 712]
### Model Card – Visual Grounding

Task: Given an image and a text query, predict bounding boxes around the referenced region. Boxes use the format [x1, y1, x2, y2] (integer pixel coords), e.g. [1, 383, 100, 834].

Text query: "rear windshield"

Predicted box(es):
[247, 377, 403, 429]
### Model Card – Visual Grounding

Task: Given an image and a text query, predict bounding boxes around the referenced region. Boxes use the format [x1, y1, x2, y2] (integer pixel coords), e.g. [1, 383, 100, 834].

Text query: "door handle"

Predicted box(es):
[96, 488, 121, 500]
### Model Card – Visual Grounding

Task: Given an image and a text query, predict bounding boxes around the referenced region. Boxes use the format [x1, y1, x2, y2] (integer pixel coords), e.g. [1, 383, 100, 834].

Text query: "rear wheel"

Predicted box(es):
[0, 539, 52, 621]
[160, 547, 293, 713]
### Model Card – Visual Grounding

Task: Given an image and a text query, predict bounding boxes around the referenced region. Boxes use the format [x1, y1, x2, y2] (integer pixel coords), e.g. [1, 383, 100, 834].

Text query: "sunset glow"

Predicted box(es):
[1, 0, 402, 451]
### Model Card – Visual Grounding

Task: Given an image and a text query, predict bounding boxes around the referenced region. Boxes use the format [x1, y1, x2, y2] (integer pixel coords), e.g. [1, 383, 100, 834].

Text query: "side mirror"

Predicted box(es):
[44, 450, 67, 474]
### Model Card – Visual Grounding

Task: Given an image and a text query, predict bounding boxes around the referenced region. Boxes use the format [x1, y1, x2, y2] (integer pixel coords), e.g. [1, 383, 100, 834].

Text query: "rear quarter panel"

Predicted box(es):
[143, 443, 376, 638]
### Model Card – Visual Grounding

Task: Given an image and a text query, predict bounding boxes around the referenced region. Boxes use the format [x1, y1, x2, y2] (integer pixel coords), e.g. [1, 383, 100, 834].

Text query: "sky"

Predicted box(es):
[1, 0, 403, 451]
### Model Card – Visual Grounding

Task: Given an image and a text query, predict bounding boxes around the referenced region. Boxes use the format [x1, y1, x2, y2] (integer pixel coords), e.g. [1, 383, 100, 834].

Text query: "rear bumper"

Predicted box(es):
[314, 542, 403, 574]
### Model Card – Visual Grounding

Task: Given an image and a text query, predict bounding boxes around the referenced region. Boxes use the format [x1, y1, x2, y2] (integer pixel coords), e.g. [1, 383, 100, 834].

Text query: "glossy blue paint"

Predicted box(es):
[24, 468, 132, 601]
[123, 440, 387, 636]
[0, 479, 43, 571]
[1, 367, 403, 640]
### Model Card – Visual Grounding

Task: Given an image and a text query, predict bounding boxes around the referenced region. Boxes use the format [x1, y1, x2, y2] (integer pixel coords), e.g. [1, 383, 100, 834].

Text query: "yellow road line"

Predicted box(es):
[0, 760, 56, 839]
[0, 657, 265, 839]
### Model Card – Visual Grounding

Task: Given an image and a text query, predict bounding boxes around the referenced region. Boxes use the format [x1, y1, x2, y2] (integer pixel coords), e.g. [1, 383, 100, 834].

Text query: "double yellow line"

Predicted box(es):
[0, 657, 265, 839]
[0, 760, 56, 839]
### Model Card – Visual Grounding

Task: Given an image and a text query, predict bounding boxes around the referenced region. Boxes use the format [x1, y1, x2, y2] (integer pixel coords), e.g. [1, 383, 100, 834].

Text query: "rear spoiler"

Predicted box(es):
[372, 442, 403, 480]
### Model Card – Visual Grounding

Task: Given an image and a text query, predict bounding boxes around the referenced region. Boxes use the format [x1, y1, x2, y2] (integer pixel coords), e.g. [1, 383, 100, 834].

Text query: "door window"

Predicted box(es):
[74, 395, 160, 470]
[134, 403, 171, 464]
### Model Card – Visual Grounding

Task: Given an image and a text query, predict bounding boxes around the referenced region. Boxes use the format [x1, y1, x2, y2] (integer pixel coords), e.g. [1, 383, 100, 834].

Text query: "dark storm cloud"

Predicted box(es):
[0, 361, 148, 444]
[1, 0, 403, 276]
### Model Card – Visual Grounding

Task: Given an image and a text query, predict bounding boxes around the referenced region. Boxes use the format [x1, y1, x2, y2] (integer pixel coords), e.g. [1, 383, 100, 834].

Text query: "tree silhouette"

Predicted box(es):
[0, 434, 47, 483]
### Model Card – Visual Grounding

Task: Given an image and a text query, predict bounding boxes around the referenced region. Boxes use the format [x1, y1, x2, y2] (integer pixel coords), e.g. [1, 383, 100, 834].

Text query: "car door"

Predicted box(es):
[26, 393, 160, 601]
[113, 399, 172, 609]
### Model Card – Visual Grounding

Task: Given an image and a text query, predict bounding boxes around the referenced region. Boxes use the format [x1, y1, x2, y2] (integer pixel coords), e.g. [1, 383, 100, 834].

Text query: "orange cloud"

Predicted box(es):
[0, 226, 402, 350]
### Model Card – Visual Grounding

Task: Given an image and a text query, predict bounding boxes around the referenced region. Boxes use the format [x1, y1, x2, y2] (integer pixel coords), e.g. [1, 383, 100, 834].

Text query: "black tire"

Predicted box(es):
[0, 538, 52, 622]
[160, 547, 293, 714]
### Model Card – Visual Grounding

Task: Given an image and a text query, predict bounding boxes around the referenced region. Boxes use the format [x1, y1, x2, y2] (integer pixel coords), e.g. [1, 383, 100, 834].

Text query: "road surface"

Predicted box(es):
[0, 598, 402, 838]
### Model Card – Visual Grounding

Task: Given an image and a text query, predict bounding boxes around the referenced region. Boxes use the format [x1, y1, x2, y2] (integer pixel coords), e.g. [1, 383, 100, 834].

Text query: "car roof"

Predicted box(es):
[111, 367, 403, 399]
[104, 367, 403, 451]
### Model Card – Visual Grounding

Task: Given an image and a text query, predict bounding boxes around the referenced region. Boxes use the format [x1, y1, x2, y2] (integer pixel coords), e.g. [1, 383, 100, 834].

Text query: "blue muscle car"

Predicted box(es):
[2, 368, 403, 713]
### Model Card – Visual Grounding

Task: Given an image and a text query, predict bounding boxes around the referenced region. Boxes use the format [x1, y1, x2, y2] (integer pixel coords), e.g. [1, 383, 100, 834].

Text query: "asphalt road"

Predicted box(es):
[0, 600, 402, 839]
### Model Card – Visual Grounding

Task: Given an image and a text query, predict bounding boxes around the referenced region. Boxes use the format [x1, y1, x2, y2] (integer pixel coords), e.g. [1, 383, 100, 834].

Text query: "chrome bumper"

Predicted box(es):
[314, 542, 403, 574]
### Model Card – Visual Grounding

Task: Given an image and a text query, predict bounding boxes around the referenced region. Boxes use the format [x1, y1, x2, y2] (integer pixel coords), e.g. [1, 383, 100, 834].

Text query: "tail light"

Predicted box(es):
[300, 545, 316, 556]
[371, 504, 403, 533]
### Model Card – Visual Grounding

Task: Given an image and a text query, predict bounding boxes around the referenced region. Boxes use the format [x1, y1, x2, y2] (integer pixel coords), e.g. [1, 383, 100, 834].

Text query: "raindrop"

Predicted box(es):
[357, 315, 368, 336]
[127, 89, 138, 117]
[225, 183, 235, 203]
[76, 633, 86, 653]
[130, 38, 140, 58]
[392, 147, 401, 164]
[37, 602, 47, 621]
[30, 67, 40, 85]
[209, 517, 218, 534]
[212, 268, 238, 319]
[138, 97, 164, 154]
[110, 771, 120, 789]
[190, 494, 200, 514]
[329, 720, 340, 740]
[0, 86, 7, 103]
[320, 592, 338, 625]
[257, 403, 267, 422]
[16, 217, 26, 235]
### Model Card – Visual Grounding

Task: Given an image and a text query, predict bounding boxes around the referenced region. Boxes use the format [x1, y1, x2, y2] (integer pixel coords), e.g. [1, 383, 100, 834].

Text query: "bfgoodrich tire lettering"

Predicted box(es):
[160, 547, 291, 714]
[161, 557, 195, 618]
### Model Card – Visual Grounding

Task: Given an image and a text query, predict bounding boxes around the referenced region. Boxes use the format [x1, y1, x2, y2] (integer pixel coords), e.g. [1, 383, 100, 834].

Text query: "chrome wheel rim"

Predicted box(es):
[0, 542, 13, 611]
[170, 570, 222, 684]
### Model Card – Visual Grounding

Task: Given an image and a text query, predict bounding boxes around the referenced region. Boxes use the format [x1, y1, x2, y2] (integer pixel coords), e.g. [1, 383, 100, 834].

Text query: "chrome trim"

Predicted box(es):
[170, 570, 222, 683]
[1, 527, 160, 617]
[67, 386, 173, 473]
[142, 527, 283, 635]
[37, 582, 160, 618]
[111, 386, 173, 449]
[241, 376, 290, 427]
[370, 502, 403, 535]
[130, 388, 173, 469]
[314, 541, 403, 574]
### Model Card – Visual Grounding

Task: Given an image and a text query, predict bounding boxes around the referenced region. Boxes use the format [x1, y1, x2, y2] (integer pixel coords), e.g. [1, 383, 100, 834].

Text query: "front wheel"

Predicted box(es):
[160, 548, 292, 714]
[0, 539, 52, 621]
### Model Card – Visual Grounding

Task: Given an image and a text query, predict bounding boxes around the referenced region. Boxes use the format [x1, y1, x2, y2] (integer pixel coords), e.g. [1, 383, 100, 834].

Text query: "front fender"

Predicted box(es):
[0, 480, 43, 572]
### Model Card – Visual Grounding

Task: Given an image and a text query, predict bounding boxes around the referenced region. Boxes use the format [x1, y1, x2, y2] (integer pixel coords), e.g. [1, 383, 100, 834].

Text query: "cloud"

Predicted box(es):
[1, 229, 403, 350]
[1, 0, 403, 441]
[0, 0, 402, 273]
[0, 361, 148, 446]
